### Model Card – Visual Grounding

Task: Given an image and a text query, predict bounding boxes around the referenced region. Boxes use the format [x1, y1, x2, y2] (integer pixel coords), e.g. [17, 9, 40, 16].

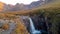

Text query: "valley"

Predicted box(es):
[0, 0, 60, 34]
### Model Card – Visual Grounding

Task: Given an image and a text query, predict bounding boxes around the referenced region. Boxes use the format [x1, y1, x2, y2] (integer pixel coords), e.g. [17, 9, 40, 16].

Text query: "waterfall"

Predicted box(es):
[29, 18, 35, 31]
[29, 17, 41, 34]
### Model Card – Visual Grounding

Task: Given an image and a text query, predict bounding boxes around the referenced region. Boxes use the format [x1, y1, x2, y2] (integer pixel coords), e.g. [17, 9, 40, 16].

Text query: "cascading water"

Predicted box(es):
[29, 17, 41, 34]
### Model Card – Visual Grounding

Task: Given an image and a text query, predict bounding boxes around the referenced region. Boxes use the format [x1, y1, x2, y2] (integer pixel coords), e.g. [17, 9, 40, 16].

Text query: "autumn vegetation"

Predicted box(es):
[0, 6, 59, 34]
[0, 0, 60, 34]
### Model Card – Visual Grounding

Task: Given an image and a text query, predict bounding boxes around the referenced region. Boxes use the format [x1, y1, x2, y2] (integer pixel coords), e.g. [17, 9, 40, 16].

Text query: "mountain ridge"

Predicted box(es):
[0, 0, 60, 12]
[0, 0, 46, 11]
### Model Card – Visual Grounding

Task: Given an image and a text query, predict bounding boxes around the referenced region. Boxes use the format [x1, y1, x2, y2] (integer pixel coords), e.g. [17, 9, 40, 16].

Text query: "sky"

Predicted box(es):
[0, 0, 39, 5]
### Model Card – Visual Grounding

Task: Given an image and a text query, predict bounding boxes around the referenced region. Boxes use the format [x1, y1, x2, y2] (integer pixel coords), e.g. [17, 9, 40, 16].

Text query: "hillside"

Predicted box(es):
[0, 0, 60, 15]
[0, 0, 60, 34]
[0, 2, 4, 11]
[37, 0, 60, 9]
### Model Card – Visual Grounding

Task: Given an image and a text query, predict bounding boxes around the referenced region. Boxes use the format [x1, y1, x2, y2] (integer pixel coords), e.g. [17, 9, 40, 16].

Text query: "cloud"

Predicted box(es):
[0, 0, 39, 5]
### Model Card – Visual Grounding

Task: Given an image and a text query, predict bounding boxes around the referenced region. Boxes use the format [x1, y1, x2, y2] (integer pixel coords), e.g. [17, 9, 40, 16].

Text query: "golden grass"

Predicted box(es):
[2, 23, 9, 30]
[0, 16, 29, 34]
[11, 18, 29, 34]
[0, 2, 4, 11]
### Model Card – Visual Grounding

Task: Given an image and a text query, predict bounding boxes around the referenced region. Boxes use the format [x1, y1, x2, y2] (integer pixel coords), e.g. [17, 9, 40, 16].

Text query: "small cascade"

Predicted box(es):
[29, 17, 41, 34]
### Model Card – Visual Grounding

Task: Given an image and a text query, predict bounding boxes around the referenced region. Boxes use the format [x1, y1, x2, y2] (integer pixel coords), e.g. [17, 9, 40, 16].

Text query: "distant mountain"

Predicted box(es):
[2, 0, 46, 11]
[1, 0, 53, 11]
[29, 0, 45, 8]
[3, 4, 14, 11]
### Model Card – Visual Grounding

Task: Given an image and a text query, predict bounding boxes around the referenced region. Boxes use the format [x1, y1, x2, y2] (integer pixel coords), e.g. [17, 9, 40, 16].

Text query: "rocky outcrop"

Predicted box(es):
[0, 17, 29, 34]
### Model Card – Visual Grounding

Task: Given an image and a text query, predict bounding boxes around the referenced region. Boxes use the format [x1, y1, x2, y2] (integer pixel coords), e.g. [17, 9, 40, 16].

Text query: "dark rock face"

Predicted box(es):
[31, 15, 47, 30]
[30, 14, 52, 34]
[20, 14, 52, 34]
[21, 15, 49, 34]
